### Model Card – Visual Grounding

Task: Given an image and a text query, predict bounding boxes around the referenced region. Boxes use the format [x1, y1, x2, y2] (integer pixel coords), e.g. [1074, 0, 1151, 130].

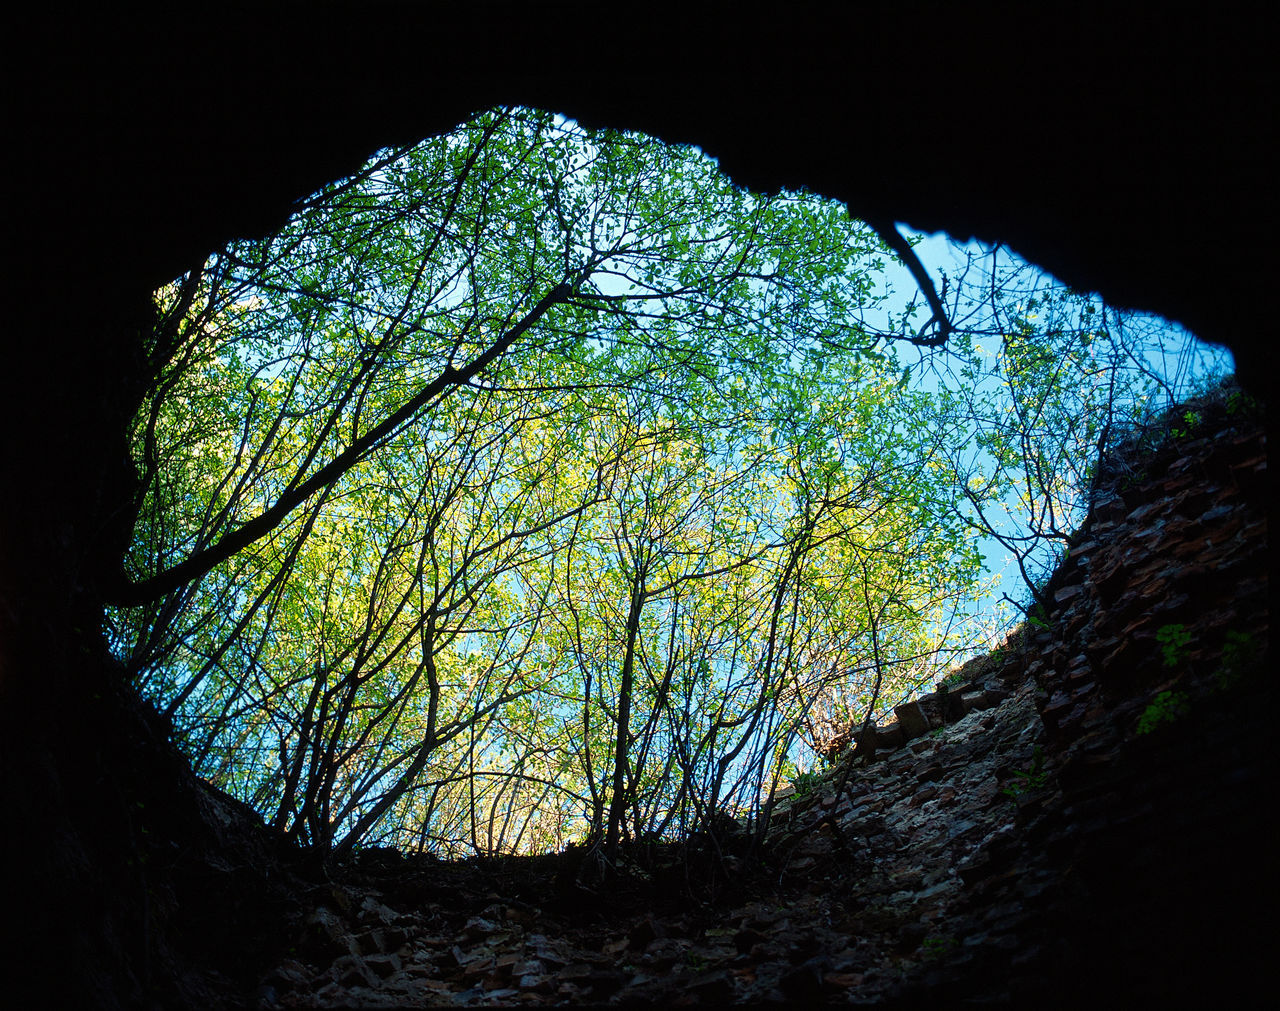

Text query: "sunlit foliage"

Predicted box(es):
[112, 108, 1228, 860]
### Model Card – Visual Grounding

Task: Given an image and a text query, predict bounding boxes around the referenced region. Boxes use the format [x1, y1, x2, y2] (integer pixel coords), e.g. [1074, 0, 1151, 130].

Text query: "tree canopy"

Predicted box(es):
[109, 107, 1229, 862]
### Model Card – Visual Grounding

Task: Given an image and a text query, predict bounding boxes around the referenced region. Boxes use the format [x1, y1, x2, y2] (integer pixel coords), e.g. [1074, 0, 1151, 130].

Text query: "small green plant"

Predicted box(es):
[921, 935, 957, 959]
[1170, 409, 1202, 439]
[1135, 689, 1189, 735]
[1119, 468, 1148, 493]
[1155, 623, 1193, 669]
[1226, 389, 1257, 417]
[1214, 629, 1259, 690]
[1000, 745, 1049, 799]
[1026, 603, 1051, 631]
[792, 768, 824, 799]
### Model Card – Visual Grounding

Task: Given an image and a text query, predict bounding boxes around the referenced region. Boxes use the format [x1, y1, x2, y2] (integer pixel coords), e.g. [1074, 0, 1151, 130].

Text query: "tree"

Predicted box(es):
[917, 244, 1230, 621]
[110, 106, 1227, 865]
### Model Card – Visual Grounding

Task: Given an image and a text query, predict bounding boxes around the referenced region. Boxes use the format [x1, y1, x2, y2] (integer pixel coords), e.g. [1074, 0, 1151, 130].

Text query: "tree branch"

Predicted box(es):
[862, 214, 952, 347]
[110, 281, 573, 606]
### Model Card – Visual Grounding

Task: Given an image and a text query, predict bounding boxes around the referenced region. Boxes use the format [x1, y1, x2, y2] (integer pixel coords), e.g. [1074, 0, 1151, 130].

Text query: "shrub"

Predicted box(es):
[1135, 689, 1189, 735]
[1156, 623, 1192, 669]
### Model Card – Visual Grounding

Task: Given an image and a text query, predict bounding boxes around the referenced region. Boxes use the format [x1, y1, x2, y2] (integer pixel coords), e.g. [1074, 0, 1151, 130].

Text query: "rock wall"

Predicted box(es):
[768, 382, 1270, 1003]
[1034, 390, 1268, 739]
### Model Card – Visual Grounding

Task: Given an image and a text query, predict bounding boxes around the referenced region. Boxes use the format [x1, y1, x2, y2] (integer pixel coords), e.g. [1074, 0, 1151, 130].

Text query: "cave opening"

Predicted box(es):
[106, 105, 1233, 874]
[2, 6, 1270, 1007]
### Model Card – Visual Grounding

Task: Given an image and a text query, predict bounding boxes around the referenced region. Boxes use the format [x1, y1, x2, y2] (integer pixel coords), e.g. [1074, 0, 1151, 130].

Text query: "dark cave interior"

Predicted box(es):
[1, 4, 1273, 1006]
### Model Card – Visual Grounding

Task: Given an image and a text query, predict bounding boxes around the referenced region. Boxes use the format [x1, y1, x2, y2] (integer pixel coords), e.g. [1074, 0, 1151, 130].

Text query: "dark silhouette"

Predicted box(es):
[2, 4, 1271, 1005]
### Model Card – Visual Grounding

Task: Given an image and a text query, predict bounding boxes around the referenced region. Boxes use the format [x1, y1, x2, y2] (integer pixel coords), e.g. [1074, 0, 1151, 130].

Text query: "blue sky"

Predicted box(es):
[871, 225, 1233, 644]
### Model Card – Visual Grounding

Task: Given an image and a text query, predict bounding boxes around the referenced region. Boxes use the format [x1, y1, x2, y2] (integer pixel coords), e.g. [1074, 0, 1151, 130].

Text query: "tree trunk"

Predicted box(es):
[604, 566, 646, 861]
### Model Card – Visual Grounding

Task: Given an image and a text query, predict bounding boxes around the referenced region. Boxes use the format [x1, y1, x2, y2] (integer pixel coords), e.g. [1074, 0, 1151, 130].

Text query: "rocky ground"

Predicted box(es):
[256, 668, 1050, 1008]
